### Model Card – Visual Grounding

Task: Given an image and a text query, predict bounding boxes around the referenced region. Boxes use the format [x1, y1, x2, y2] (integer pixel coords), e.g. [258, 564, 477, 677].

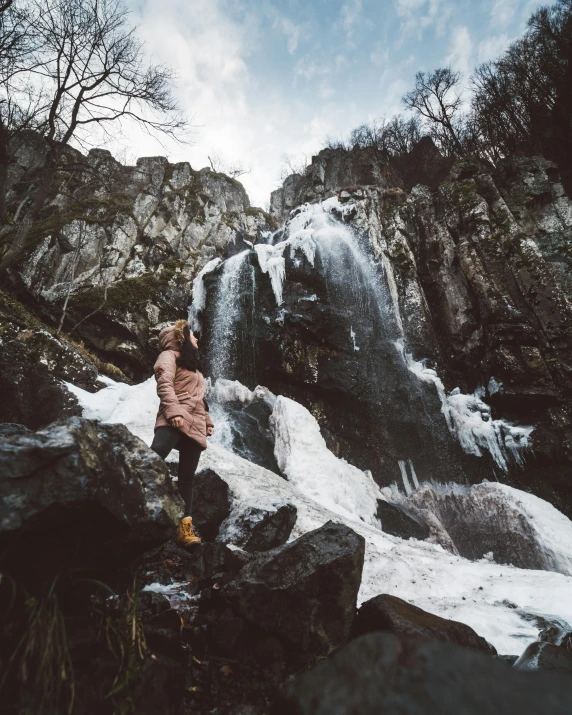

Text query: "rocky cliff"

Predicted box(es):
[205, 152, 572, 515]
[4, 133, 273, 378]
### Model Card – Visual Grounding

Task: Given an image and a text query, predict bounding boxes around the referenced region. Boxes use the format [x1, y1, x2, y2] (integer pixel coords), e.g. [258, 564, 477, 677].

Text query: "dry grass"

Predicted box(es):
[1, 580, 75, 715]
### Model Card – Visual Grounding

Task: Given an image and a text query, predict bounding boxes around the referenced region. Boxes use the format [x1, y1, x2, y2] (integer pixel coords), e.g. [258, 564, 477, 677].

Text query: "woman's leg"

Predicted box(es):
[150, 426, 181, 460]
[177, 437, 203, 517]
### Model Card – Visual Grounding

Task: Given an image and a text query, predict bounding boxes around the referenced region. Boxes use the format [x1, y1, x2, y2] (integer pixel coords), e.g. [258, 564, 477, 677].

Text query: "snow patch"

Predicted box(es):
[68, 375, 572, 655]
[270, 395, 384, 528]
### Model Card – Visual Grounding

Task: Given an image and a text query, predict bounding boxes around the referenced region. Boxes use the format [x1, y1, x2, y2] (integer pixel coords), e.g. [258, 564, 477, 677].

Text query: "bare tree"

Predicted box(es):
[207, 153, 250, 178]
[278, 153, 309, 181]
[402, 68, 466, 156]
[0, 0, 188, 273]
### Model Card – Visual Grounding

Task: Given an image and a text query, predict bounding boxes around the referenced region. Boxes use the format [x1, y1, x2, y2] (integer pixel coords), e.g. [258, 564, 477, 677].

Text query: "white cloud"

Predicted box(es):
[489, 0, 519, 29]
[339, 0, 363, 38]
[394, 0, 454, 45]
[477, 32, 510, 64]
[370, 43, 389, 68]
[268, 7, 309, 54]
[445, 25, 474, 78]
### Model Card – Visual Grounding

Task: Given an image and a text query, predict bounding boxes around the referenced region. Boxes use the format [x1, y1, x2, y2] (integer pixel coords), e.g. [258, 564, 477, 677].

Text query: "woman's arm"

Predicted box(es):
[205, 400, 214, 435]
[155, 352, 183, 422]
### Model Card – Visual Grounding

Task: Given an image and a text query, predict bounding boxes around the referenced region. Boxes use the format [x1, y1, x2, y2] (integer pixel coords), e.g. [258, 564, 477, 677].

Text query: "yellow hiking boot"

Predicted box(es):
[176, 516, 201, 547]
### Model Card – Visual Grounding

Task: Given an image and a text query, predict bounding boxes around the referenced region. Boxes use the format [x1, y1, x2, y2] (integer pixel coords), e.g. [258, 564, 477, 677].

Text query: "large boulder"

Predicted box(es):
[377, 500, 430, 540]
[0, 340, 82, 428]
[221, 521, 365, 665]
[192, 468, 232, 541]
[0, 417, 182, 587]
[352, 593, 496, 654]
[515, 641, 572, 675]
[278, 632, 572, 715]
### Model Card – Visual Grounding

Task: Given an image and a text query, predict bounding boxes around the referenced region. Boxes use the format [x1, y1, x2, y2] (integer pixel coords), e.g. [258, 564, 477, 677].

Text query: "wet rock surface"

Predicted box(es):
[212, 155, 572, 515]
[0, 340, 83, 428]
[0, 417, 181, 586]
[352, 593, 497, 654]
[220, 521, 365, 666]
[192, 468, 232, 541]
[514, 641, 572, 675]
[278, 632, 572, 715]
[377, 500, 430, 540]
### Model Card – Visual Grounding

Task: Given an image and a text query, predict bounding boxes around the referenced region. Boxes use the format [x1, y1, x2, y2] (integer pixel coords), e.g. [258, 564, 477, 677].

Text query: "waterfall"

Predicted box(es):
[192, 195, 532, 481]
[207, 249, 256, 385]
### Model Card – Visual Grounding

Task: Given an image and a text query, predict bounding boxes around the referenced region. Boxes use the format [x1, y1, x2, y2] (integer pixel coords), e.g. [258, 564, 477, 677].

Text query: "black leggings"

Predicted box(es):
[151, 426, 203, 517]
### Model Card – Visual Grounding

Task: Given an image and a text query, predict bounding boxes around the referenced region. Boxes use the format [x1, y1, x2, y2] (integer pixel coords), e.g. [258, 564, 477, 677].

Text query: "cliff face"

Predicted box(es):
[6, 135, 273, 378]
[209, 153, 572, 514]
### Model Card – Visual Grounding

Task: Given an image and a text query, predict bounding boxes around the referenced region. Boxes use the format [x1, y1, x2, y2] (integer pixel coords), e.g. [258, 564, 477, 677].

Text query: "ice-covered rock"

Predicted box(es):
[400, 482, 572, 576]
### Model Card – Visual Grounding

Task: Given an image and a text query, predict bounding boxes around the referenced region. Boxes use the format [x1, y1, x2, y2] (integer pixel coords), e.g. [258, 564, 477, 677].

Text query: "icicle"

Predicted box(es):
[409, 460, 420, 489]
[398, 460, 413, 496]
[350, 326, 360, 352]
[254, 243, 287, 305]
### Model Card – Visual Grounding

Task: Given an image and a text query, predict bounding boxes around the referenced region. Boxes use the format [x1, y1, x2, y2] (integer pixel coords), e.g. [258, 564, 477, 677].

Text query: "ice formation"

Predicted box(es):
[399, 481, 572, 577]
[69, 375, 572, 654]
[270, 395, 383, 527]
[394, 339, 533, 471]
[254, 243, 287, 305]
[187, 257, 221, 332]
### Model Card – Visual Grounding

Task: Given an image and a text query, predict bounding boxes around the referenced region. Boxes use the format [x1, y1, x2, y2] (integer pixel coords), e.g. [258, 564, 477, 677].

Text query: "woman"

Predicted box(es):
[150, 319, 214, 546]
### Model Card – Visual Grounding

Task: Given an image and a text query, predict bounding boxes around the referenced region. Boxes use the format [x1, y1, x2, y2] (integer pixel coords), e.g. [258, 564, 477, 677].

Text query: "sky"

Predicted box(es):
[117, 0, 545, 208]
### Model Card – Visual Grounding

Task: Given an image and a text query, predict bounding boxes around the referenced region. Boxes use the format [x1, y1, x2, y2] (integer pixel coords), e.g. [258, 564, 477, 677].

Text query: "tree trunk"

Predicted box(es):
[0, 121, 9, 224]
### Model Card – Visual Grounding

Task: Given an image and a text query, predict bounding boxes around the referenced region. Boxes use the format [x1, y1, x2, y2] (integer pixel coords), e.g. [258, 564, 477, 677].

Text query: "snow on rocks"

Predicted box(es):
[400, 482, 572, 577]
[270, 395, 383, 528]
[396, 340, 534, 471]
[68, 375, 572, 655]
[200, 443, 572, 656]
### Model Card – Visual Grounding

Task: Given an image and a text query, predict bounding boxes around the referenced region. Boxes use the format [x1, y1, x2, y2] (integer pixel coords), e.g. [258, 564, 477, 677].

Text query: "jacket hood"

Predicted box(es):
[158, 320, 188, 351]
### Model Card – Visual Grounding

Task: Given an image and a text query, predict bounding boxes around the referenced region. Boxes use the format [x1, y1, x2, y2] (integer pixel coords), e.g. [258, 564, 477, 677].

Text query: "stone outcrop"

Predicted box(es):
[0, 417, 181, 587]
[220, 521, 365, 666]
[352, 593, 496, 654]
[7, 134, 274, 378]
[229, 155, 572, 514]
[270, 138, 453, 222]
[514, 641, 572, 675]
[397, 482, 572, 575]
[278, 632, 572, 715]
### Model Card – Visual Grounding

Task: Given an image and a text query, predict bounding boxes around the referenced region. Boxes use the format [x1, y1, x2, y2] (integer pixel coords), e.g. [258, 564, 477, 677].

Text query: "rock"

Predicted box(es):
[352, 594, 496, 654]
[221, 521, 365, 665]
[245, 153, 572, 516]
[402, 482, 572, 576]
[0, 423, 30, 438]
[0, 340, 82, 428]
[540, 624, 572, 651]
[377, 500, 430, 540]
[278, 632, 572, 715]
[141, 607, 185, 661]
[137, 540, 247, 595]
[240, 504, 297, 553]
[0, 417, 182, 588]
[193, 468, 232, 541]
[9, 134, 273, 379]
[514, 641, 572, 675]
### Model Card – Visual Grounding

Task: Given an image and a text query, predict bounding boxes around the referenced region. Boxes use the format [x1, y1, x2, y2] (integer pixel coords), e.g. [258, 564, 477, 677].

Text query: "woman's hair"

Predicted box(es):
[176, 324, 202, 372]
